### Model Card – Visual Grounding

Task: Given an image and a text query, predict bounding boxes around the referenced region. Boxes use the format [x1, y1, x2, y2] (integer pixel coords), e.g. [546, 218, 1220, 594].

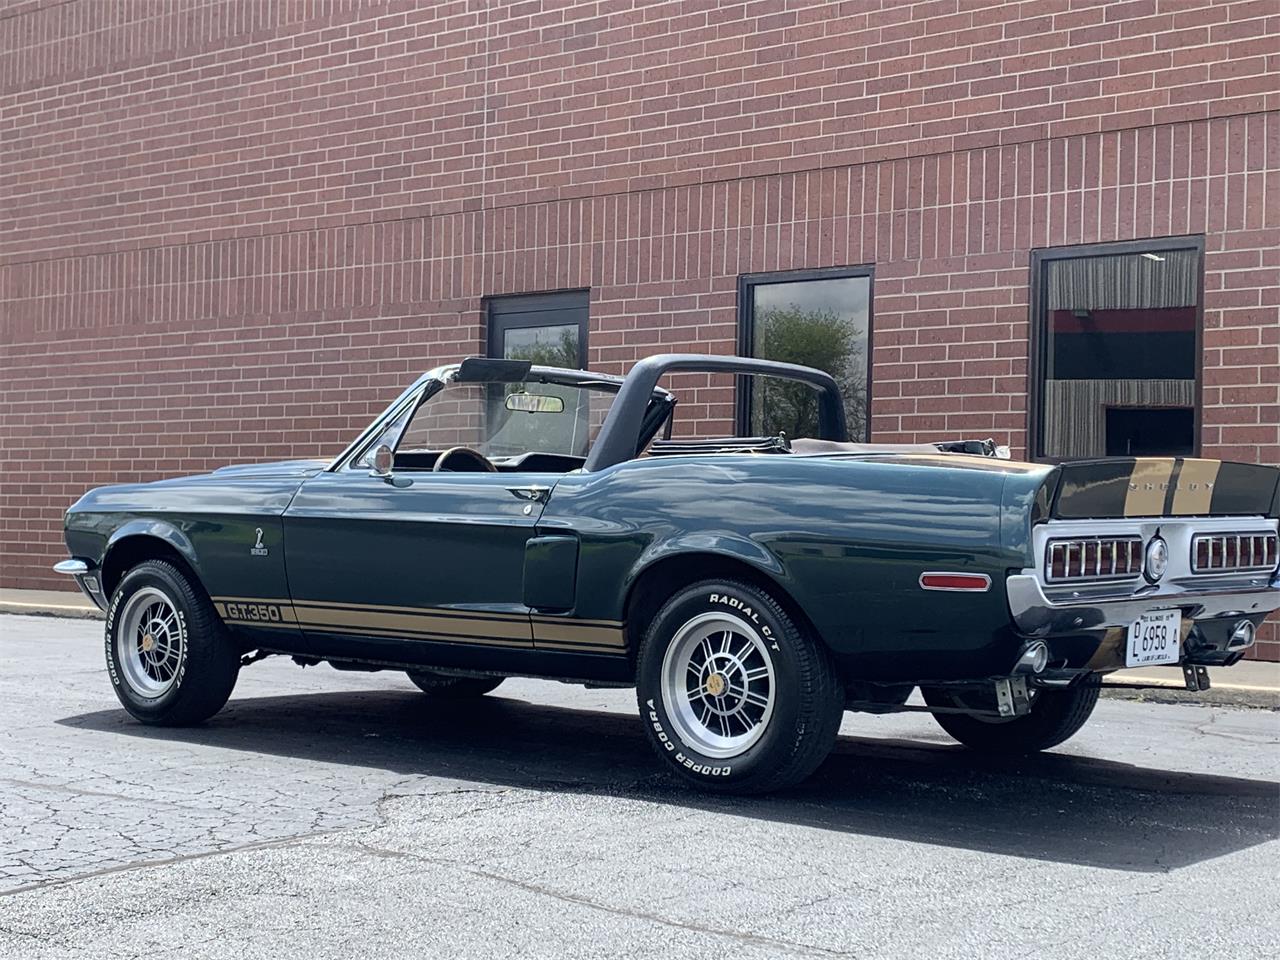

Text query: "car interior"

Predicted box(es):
[371, 358, 1005, 476]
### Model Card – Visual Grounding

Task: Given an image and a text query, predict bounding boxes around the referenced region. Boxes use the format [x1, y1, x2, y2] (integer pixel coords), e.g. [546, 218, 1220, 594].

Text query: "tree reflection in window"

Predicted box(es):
[743, 272, 871, 441]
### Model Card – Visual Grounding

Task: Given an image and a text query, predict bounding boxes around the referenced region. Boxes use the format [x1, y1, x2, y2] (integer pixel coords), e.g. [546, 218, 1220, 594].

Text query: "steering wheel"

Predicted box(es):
[432, 446, 497, 473]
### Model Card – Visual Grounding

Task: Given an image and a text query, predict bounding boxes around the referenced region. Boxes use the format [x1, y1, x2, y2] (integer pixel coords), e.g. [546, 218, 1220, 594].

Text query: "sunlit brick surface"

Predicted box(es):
[1, 1, 1276, 655]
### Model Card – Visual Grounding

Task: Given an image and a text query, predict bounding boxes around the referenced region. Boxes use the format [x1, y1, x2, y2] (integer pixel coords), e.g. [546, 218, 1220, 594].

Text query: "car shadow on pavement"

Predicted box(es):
[58, 689, 1278, 874]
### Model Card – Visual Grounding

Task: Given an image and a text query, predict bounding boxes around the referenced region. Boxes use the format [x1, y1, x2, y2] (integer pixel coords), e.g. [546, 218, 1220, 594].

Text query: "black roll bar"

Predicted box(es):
[585, 353, 848, 471]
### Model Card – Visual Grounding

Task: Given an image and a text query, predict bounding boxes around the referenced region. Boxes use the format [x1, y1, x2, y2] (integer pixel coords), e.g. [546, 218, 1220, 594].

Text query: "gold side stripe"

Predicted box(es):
[300, 623, 622, 655]
[297, 605, 531, 640]
[532, 622, 625, 648]
[213, 596, 627, 649]
[213, 600, 298, 624]
[1171, 458, 1220, 516]
[216, 596, 622, 628]
[296, 622, 525, 649]
[291, 597, 530, 622]
[1123, 458, 1175, 517]
[531, 614, 625, 629]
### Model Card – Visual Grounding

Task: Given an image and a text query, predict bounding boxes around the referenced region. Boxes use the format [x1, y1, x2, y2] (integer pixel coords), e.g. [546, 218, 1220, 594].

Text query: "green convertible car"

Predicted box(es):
[57, 354, 1280, 792]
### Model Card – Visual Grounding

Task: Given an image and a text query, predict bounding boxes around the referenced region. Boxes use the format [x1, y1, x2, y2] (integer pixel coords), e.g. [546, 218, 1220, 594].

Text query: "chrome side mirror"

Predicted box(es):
[370, 443, 394, 479]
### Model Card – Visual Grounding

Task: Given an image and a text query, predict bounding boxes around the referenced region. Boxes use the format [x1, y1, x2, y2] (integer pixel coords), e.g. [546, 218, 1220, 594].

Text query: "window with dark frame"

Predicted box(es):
[1030, 238, 1204, 461]
[484, 290, 592, 452]
[486, 290, 589, 368]
[737, 267, 874, 442]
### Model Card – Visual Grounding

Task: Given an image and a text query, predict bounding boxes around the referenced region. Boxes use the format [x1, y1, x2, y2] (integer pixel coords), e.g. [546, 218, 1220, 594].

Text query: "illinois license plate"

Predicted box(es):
[1125, 609, 1181, 667]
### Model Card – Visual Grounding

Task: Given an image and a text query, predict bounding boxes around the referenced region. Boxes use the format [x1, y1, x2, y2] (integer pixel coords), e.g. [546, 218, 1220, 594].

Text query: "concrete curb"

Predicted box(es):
[0, 601, 103, 621]
[1099, 684, 1277, 710]
[1100, 677, 1278, 710]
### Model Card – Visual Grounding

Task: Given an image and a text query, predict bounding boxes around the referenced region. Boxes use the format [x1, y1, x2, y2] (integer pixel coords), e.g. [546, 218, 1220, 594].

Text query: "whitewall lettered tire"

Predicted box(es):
[105, 559, 240, 726]
[635, 579, 844, 793]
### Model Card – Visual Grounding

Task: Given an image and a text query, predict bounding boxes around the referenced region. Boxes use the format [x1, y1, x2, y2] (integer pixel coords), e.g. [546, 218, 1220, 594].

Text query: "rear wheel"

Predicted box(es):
[922, 681, 1100, 754]
[105, 559, 240, 725]
[635, 579, 844, 794]
[405, 671, 504, 698]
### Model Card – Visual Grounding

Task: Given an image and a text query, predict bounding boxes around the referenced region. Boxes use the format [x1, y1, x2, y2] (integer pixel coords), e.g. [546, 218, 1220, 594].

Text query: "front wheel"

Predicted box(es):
[922, 681, 1100, 754]
[105, 559, 240, 725]
[635, 579, 844, 794]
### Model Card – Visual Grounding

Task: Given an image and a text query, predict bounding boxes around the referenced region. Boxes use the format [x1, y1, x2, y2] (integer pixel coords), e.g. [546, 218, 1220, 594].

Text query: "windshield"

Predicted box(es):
[391, 380, 617, 460]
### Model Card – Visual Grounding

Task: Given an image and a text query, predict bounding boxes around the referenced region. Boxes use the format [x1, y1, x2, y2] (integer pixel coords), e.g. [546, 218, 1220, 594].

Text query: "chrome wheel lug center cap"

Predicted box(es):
[705, 672, 727, 697]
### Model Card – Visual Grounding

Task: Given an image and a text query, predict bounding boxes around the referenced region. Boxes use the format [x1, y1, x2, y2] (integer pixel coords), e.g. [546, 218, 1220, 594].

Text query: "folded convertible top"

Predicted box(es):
[647, 436, 999, 458]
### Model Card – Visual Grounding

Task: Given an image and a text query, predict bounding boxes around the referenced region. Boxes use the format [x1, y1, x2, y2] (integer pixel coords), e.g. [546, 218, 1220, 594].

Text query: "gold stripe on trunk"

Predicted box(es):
[1123, 458, 1175, 517]
[1170, 459, 1220, 516]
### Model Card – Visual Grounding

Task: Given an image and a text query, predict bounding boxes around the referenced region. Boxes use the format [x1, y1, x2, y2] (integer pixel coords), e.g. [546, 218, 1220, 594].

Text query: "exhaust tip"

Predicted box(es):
[1228, 620, 1257, 652]
[1015, 640, 1050, 674]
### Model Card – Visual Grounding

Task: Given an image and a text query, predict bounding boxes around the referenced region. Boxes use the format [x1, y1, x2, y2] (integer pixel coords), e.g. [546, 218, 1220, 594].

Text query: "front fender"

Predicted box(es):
[104, 519, 203, 579]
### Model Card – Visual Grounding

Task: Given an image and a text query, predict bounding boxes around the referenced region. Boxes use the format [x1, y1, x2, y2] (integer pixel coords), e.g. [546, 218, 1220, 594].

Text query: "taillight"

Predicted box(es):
[1045, 537, 1143, 582]
[1191, 533, 1277, 574]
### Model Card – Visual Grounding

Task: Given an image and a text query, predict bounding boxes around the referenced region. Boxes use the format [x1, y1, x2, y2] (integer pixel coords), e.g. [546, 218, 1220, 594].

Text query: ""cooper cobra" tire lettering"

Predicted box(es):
[645, 699, 731, 775]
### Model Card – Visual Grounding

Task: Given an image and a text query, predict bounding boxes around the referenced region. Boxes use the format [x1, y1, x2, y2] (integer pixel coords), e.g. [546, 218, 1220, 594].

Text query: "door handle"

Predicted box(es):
[508, 485, 552, 503]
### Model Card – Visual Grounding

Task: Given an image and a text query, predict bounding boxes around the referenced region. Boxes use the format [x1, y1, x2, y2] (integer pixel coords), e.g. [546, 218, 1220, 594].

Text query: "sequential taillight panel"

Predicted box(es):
[1045, 536, 1143, 583]
[1192, 532, 1278, 574]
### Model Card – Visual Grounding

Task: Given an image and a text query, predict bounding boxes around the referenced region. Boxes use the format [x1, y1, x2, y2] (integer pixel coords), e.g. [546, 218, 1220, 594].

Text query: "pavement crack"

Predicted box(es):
[336, 840, 855, 958]
[0, 827, 351, 899]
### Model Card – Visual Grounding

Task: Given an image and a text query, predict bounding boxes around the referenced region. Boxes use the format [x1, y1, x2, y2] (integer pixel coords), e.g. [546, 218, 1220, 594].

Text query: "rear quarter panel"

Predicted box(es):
[541, 454, 1054, 681]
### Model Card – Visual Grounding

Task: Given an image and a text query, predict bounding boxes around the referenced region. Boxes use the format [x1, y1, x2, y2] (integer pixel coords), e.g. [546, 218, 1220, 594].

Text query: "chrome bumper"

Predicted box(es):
[1006, 572, 1280, 637]
[52, 557, 107, 611]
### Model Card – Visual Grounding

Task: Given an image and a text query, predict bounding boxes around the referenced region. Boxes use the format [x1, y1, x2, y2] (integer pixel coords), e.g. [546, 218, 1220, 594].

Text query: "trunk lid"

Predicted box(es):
[1050, 457, 1280, 520]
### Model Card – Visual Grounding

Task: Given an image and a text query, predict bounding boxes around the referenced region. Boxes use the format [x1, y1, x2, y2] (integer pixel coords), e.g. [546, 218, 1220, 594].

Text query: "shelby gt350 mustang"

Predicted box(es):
[57, 354, 1280, 792]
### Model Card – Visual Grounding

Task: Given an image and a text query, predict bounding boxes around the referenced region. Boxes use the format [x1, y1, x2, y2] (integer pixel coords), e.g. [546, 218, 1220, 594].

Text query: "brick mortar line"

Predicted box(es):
[0, 0, 75, 27]
[0, 4, 1272, 109]
[1, 108, 1276, 273]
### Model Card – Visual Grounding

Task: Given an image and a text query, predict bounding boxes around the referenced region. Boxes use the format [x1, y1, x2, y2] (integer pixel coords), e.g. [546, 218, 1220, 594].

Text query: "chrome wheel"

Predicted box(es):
[660, 612, 776, 759]
[116, 587, 184, 698]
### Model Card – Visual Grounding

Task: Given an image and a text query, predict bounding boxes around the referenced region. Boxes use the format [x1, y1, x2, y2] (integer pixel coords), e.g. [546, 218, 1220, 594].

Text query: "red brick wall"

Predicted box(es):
[1, 0, 1277, 655]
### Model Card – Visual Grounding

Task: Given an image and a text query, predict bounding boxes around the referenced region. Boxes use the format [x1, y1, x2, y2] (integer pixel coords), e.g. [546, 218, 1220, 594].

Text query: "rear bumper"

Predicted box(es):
[1006, 572, 1279, 637]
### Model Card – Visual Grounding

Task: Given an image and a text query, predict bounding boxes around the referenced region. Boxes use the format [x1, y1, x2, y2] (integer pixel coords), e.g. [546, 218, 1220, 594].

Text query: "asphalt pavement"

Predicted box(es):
[1, 613, 1278, 959]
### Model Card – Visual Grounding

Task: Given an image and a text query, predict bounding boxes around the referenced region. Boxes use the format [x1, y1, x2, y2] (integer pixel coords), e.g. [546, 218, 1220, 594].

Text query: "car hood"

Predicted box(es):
[209, 459, 330, 479]
[68, 459, 330, 516]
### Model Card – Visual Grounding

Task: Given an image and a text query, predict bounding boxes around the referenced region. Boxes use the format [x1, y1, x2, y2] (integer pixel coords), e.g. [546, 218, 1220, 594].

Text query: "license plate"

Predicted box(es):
[1125, 609, 1181, 667]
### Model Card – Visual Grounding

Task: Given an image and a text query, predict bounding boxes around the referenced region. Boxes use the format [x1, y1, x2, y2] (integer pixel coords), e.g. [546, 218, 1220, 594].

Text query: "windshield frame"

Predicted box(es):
[328, 363, 674, 473]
